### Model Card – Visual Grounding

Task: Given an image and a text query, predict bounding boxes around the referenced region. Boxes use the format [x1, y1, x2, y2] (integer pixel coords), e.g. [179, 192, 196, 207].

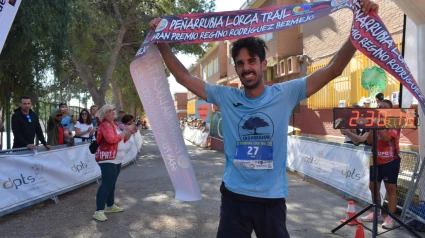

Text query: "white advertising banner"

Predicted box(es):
[183, 127, 209, 147]
[0, 0, 21, 54]
[287, 137, 385, 203]
[0, 144, 100, 214]
[122, 135, 138, 166]
[0, 133, 143, 215]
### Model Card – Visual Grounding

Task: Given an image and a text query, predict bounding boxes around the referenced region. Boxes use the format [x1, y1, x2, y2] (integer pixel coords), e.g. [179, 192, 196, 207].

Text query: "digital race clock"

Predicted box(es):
[333, 108, 418, 129]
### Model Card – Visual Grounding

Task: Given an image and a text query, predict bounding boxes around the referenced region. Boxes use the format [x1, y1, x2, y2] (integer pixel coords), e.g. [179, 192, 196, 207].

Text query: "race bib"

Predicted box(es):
[234, 141, 273, 170]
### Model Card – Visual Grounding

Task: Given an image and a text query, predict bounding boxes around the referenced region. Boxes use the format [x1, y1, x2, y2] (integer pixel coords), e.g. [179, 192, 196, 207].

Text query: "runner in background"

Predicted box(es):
[361, 99, 400, 229]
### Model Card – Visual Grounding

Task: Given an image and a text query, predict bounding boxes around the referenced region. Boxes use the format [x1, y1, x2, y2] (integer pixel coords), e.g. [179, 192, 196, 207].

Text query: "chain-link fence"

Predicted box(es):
[401, 158, 425, 225]
[1, 101, 83, 150]
[385, 151, 421, 212]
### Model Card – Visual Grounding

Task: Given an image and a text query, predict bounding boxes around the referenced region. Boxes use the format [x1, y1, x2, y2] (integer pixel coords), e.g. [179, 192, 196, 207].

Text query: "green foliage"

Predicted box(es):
[0, 0, 71, 108]
[361, 66, 387, 99]
[0, 0, 215, 115]
[68, 0, 215, 107]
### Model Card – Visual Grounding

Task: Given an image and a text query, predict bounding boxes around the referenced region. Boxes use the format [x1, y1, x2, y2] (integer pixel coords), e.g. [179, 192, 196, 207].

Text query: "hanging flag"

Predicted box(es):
[0, 0, 21, 54]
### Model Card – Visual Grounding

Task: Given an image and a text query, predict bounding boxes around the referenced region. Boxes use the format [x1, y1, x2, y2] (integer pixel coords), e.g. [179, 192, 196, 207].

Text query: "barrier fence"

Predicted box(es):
[402, 159, 425, 226]
[0, 131, 144, 217]
[183, 125, 209, 148]
[287, 136, 423, 225]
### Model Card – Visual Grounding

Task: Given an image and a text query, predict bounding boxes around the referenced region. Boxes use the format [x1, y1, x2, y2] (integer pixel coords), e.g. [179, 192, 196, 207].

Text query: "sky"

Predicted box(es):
[169, 0, 246, 95]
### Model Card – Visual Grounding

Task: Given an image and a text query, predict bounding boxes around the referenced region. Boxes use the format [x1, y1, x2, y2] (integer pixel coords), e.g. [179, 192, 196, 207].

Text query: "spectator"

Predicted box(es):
[59, 103, 77, 135]
[340, 104, 361, 144]
[363, 98, 371, 108]
[342, 128, 370, 146]
[0, 119, 4, 150]
[74, 108, 94, 143]
[114, 109, 125, 122]
[93, 104, 136, 222]
[47, 109, 72, 146]
[376, 92, 384, 106]
[121, 115, 139, 134]
[361, 99, 400, 229]
[90, 105, 98, 128]
[142, 120, 147, 130]
[11, 96, 51, 150]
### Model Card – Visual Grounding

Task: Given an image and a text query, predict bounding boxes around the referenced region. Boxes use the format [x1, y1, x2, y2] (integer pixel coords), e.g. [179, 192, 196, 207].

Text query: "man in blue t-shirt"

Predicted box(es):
[149, 1, 378, 236]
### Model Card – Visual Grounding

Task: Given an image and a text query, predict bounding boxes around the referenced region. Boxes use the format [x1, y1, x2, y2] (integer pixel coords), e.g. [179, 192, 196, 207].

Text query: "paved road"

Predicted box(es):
[0, 130, 421, 238]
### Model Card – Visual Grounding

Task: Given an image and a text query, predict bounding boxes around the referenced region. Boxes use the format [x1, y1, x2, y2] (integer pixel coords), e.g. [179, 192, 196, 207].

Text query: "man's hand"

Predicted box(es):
[27, 144, 37, 150]
[360, 0, 379, 14]
[149, 17, 162, 31]
[45, 145, 52, 150]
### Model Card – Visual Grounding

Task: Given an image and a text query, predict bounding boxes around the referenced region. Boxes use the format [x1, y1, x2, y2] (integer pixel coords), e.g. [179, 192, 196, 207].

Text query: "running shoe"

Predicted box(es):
[105, 204, 124, 213]
[93, 211, 107, 221]
[361, 212, 384, 222]
[382, 216, 396, 229]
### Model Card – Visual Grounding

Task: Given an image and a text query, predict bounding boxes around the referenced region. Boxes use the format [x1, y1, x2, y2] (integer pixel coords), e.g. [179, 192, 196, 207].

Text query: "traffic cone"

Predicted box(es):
[354, 223, 365, 238]
[340, 201, 362, 226]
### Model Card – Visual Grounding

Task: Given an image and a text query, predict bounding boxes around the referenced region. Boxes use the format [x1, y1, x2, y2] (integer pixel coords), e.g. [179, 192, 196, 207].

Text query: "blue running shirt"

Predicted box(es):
[205, 77, 306, 198]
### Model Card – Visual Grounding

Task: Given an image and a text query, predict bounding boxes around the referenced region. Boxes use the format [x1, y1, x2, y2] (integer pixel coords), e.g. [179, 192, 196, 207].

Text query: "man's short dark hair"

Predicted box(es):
[375, 92, 384, 101]
[90, 105, 98, 110]
[231, 37, 268, 63]
[59, 102, 67, 108]
[19, 96, 30, 102]
[381, 99, 393, 108]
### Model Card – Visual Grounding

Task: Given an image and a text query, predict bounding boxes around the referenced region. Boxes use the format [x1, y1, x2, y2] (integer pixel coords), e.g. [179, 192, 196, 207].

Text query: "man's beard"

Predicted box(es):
[240, 71, 262, 89]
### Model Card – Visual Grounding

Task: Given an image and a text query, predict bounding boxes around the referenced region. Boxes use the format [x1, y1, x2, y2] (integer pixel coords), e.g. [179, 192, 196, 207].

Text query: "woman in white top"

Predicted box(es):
[74, 108, 94, 143]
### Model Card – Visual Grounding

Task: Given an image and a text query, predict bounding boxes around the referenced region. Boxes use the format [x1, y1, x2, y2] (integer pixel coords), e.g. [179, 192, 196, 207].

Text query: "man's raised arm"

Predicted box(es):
[305, 0, 379, 98]
[150, 18, 207, 101]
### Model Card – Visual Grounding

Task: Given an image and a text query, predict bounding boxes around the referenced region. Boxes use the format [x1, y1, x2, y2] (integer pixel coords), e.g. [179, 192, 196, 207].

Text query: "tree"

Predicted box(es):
[68, 0, 215, 107]
[242, 117, 270, 135]
[0, 0, 71, 107]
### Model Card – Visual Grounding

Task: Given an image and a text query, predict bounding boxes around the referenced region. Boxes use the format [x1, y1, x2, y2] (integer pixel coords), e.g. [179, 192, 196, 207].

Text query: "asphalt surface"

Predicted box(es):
[0, 130, 421, 238]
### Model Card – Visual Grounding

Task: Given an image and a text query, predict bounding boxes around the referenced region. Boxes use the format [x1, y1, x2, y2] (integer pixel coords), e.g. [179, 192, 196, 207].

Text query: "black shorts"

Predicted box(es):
[369, 159, 400, 184]
[217, 183, 290, 238]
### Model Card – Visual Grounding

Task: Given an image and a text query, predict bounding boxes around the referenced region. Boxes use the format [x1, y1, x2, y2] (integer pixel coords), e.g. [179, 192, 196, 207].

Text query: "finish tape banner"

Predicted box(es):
[0, 0, 21, 54]
[130, 0, 424, 201]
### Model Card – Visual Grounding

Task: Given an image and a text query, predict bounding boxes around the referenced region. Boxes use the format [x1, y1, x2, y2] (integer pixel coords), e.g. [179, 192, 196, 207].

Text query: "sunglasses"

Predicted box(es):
[56, 114, 63, 118]
[81, 112, 88, 115]
[26, 115, 32, 123]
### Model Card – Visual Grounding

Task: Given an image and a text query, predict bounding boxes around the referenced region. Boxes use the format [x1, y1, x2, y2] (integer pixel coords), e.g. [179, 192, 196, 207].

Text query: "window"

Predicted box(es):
[214, 58, 218, 74]
[202, 67, 207, 81]
[264, 67, 274, 82]
[208, 61, 213, 77]
[287, 58, 293, 73]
